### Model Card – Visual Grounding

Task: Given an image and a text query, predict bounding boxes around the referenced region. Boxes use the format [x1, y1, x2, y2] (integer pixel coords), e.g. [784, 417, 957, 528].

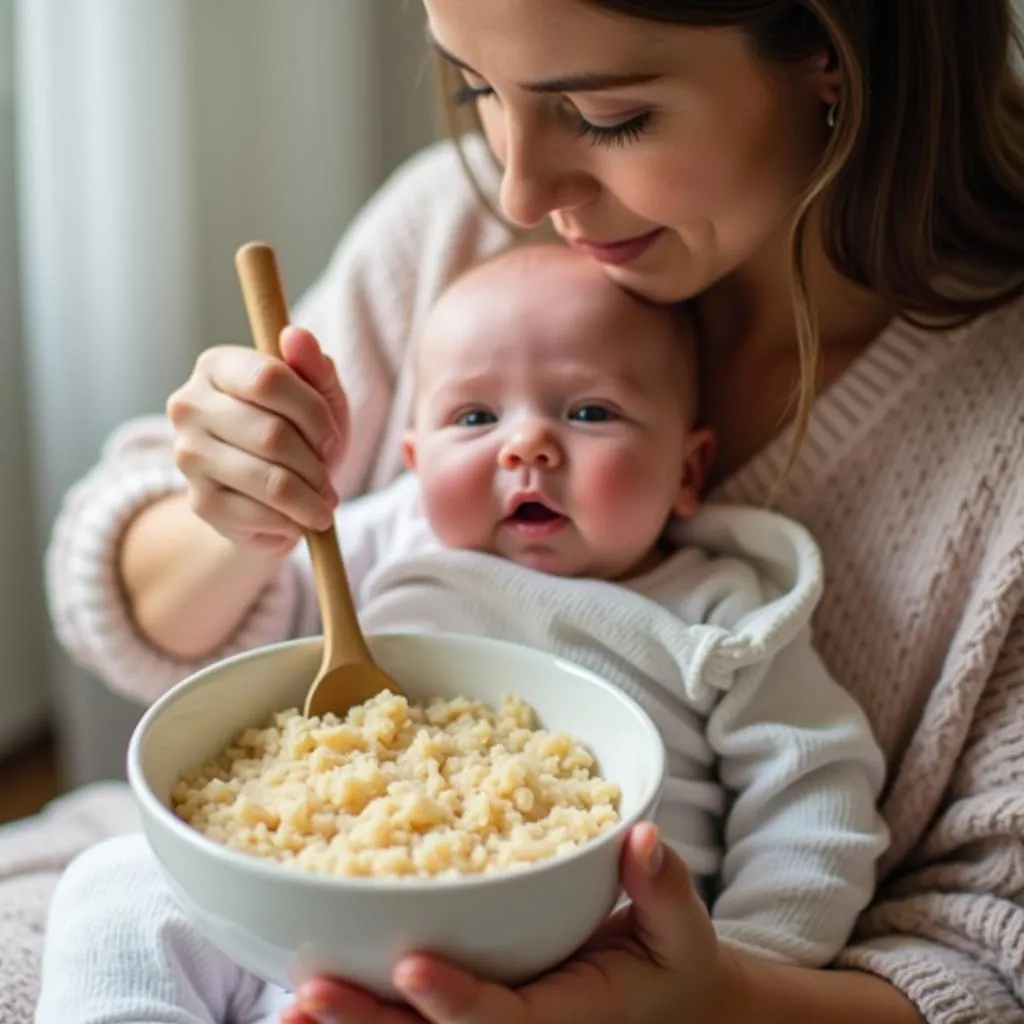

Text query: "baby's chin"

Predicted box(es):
[500, 545, 654, 582]
[505, 549, 583, 577]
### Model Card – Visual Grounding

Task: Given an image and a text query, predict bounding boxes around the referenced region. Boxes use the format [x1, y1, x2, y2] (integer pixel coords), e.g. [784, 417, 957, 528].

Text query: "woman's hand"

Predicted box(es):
[280, 824, 742, 1024]
[167, 326, 349, 557]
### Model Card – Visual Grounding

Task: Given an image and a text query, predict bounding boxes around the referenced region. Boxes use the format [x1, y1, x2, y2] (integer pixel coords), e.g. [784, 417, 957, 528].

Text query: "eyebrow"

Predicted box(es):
[431, 37, 661, 94]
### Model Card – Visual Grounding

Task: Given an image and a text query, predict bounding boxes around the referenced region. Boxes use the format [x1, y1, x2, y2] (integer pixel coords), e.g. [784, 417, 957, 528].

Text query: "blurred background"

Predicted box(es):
[0, 0, 437, 820]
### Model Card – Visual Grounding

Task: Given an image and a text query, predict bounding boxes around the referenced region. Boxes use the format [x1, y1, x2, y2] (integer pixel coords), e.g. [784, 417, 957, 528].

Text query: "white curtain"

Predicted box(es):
[0, 0, 45, 761]
[2, 0, 434, 784]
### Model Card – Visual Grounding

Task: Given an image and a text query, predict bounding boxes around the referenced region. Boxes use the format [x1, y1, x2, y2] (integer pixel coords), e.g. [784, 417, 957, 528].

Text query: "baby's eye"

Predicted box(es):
[455, 409, 497, 427]
[569, 404, 615, 423]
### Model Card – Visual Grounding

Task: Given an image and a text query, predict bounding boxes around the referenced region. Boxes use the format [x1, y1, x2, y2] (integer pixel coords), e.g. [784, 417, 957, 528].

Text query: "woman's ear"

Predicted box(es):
[808, 48, 842, 106]
[673, 428, 716, 519]
[401, 430, 418, 473]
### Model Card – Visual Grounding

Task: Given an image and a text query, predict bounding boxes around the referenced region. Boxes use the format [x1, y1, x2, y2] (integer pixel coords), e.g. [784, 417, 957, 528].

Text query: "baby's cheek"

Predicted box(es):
[419, 452, 494, 548]
[580, 449, 674, 537]
[582, 448, 655, 506]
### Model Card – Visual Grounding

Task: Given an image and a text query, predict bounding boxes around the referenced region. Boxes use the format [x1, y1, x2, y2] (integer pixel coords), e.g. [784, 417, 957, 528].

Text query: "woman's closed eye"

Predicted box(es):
[454, 82, 496, 107]
[573, 111, 652, 147]
[452, 82, 652, 148]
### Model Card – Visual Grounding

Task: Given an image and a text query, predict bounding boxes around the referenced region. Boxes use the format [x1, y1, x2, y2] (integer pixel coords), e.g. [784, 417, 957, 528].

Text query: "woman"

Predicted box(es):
[47, 1, 1024, 1022]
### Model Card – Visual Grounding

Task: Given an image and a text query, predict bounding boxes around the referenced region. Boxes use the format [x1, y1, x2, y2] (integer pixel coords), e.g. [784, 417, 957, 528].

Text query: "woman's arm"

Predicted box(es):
[832, 604, 1024, 1023]
[715, 621, 1024, 1022]
[119, 492, 286, 661]
[45, 416, 306, 704]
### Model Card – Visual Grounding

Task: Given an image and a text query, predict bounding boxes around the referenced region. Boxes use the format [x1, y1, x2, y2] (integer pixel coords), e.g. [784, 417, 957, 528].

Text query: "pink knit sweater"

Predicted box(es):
[47, 137, 1024, 1022]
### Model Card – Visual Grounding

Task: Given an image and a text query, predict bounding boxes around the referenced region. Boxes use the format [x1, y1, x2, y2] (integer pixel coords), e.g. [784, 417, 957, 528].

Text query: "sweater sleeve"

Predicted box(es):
[44, 137, 505, 707]
[44, 416, 303, 707]
[705, 623, 891, 967]
[836, 604, 1024, 1023]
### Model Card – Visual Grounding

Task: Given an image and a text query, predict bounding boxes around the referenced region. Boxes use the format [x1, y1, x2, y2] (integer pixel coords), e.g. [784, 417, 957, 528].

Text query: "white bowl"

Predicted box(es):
[127, 632, 665, 1000]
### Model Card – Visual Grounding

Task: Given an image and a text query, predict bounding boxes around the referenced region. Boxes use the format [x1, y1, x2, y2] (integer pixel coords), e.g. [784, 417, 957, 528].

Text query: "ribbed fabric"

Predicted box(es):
[40, 136, 1024, 1021]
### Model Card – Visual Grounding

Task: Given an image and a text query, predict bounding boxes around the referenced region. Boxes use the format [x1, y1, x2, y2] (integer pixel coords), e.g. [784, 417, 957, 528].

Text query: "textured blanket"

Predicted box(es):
[0, 782, 140, 1024]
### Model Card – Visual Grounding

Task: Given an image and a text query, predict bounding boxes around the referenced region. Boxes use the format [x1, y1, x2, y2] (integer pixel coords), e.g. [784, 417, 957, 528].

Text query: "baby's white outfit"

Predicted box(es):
[35, 474, 888, 1024]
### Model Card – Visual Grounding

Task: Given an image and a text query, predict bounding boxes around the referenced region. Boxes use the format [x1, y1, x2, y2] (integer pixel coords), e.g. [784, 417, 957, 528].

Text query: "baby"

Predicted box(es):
[36, 246, 889, 1024]
[401, 243, 710, 581]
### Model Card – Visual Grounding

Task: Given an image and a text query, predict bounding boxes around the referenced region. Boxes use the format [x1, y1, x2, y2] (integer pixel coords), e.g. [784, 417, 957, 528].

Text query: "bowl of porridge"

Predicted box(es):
[127, 632, 665, 1000]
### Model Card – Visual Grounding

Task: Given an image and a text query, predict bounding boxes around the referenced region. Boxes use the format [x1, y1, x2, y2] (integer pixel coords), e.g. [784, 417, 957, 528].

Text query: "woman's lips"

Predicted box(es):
[566, 228, 664, 266]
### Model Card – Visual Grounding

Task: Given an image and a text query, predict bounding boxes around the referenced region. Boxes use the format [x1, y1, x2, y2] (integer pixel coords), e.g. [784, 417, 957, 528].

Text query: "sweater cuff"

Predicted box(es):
[837, 937, 1011, 1023]
[46, 461, 300, 706]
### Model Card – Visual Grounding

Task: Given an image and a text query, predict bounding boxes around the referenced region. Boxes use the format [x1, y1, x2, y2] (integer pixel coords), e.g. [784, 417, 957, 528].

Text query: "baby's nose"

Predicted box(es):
[498, 425, 562, 470]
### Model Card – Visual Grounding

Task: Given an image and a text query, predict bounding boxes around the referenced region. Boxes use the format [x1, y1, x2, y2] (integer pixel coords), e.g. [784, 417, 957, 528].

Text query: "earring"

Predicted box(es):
[826, 102, 838, 129]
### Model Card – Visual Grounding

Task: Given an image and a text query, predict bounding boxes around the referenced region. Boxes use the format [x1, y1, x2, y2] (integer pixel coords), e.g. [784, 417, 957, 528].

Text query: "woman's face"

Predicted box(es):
[424, 0, 838, 302]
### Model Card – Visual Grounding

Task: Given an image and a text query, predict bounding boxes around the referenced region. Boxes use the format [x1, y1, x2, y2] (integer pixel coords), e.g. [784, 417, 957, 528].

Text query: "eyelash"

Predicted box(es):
[575, 114, 651, 148]
[453, 84, 652, 148]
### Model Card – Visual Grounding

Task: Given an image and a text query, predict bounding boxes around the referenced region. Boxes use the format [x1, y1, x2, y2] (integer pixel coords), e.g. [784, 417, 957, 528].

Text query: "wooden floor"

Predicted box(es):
[0, 732, 62, 825]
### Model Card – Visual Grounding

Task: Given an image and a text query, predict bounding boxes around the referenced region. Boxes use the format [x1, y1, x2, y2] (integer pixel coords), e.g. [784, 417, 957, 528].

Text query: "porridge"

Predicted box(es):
[171, 691, 621, 879]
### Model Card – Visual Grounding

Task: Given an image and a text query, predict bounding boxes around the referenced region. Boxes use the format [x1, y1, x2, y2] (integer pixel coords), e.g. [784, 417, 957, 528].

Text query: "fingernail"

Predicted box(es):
[645, 839, 665, 877]
[321, 434, 338, 460]
[321, 485, 339, 507]
[407, 984, 440, 1002]
[395, 967, 439, 1004]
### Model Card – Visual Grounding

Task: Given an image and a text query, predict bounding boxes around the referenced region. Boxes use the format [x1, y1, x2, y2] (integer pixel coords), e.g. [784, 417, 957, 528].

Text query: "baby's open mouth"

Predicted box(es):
[510, 501, 561, 523]
[505, 501, 569, 538]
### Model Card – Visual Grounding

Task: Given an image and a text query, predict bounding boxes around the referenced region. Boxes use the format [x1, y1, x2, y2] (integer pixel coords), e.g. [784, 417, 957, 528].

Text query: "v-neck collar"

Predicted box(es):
[710, 314, 974, 510]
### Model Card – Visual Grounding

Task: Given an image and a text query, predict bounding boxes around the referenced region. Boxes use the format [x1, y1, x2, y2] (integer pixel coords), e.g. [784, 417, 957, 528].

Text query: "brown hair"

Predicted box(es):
[435, 0, 1024, 481]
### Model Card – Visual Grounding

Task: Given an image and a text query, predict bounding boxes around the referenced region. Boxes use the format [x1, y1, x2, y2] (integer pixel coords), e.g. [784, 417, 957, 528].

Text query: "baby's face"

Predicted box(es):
[404, 248, 711, 580]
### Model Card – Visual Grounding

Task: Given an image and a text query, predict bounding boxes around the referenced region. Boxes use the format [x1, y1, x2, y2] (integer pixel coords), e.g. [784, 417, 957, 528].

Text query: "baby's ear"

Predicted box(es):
[401, 431, 418, 473]
[673, 428, 716, 519]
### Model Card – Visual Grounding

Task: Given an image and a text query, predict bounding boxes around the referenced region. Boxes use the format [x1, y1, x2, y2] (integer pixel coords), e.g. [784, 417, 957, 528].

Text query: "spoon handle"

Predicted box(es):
[234, 241, 371, 668]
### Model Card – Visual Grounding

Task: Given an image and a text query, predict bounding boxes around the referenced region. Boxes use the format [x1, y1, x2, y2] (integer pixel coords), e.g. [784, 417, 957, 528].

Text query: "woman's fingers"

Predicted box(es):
[166, 340, 348, 550]
[292, 975, 426, 1024]
[280, 325, 351, 455]
[195, 345, 344, 459]
[620, 824, 714, 971]
[176, 435, 335, 533]
[181, 482, 304, 549]
[195, 388, 333, 496]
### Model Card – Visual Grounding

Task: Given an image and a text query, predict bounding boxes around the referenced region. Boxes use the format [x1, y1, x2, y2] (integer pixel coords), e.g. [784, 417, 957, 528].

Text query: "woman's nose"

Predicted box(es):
[497, 115, 597, 228]
[498, 424, 563, 470]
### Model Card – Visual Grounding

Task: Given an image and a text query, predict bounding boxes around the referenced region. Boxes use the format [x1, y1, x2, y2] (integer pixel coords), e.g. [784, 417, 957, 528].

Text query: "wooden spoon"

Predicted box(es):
[234, 241, 404, 718]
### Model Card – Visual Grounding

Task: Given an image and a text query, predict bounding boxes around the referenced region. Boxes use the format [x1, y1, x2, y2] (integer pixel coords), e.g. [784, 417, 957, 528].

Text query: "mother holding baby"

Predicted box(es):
[43, 1, 1024, 1022]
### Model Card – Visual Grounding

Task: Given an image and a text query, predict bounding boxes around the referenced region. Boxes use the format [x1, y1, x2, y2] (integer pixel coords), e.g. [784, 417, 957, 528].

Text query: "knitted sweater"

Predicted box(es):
[47, 137, 1024, 1023]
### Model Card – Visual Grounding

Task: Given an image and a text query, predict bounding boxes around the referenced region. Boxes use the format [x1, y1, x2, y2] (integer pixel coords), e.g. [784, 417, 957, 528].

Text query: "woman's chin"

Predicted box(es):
[600, 258, 705, 306]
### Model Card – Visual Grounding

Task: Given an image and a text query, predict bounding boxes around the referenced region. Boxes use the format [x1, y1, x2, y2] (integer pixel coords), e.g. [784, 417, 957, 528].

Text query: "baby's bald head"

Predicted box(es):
[402, 244, 714, 579]
[412, 244, 699, 427]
